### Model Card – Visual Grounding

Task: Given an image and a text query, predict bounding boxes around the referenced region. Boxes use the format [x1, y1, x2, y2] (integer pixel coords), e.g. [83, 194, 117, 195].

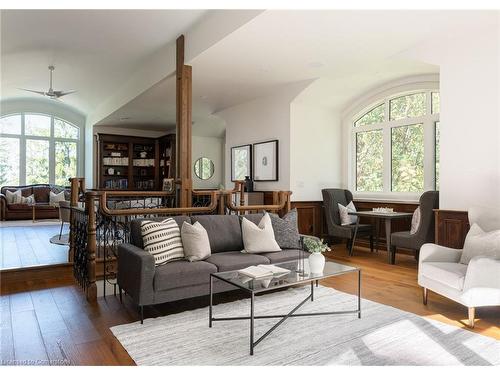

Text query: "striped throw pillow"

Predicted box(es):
[141, 218, 184, 266]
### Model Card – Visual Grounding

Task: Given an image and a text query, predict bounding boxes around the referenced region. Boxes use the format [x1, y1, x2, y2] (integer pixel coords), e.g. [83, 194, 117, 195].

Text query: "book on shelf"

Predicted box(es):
[238, 264, 291, 279]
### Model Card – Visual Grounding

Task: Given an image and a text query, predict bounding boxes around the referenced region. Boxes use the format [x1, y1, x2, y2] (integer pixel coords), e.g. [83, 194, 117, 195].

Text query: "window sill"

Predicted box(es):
[352, 192, 421, 204]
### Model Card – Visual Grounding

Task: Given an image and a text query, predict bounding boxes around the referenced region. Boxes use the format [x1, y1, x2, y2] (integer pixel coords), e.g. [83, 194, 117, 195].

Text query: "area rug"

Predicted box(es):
[49, 233, 69, 245]
[110, 286, 500, 366]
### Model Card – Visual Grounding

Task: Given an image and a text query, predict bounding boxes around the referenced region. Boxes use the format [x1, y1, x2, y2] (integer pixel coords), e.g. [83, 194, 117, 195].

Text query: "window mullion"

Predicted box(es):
[49, 116, 55, 184]
[20, 113, 26, 185]
[383, 99, 391, 193]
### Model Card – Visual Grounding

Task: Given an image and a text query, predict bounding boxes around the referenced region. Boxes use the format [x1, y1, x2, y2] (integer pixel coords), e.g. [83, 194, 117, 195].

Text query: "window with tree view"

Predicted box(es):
[0, 113, 81, 187]
[352, 89, 440, 195]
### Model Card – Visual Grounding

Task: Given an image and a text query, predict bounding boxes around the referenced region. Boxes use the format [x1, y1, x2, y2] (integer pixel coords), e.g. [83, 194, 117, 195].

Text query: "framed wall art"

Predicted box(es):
[253, 140, 278, 181]
[231, 144, 252, 181]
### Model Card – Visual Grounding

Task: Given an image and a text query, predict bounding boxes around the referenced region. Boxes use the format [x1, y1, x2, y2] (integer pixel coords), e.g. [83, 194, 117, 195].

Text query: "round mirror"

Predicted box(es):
[194, 157, 215, 180]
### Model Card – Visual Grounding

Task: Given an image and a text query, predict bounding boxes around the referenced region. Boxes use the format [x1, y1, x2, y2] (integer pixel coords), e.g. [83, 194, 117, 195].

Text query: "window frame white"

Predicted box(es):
[344, 78, 440, 202]
[0, 112, 82, 186]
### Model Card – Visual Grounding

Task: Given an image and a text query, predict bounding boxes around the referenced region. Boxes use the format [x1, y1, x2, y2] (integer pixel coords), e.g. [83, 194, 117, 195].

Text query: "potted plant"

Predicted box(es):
[303, 237, 330, 274]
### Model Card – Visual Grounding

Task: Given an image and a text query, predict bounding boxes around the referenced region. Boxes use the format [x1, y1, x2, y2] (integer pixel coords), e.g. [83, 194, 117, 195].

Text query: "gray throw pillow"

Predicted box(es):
[268, 209, 301, 249]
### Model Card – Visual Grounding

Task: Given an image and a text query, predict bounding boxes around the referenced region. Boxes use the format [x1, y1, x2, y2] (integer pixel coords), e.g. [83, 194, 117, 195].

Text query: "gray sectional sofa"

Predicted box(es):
[117, 213, 310, 323]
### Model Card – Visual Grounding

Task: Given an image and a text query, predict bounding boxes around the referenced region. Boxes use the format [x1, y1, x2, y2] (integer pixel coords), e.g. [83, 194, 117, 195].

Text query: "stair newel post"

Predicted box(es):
[86, 191, 98, 303]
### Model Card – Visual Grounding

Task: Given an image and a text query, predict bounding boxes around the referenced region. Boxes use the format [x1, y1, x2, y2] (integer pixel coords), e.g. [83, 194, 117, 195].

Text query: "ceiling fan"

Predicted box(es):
[19, 65, 76, 99]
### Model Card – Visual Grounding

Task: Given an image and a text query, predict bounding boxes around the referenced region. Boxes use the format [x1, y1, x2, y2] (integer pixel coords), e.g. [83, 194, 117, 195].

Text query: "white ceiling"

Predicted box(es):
[98, 10, 494, 135]
[0, 9, 207, 115]
[2, 10, 495, 137]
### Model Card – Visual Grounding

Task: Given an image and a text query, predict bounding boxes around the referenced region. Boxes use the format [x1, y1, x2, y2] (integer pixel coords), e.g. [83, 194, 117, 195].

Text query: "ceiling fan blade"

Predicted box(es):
[54, 90, 77, 97]
[19, 88, 46, 96]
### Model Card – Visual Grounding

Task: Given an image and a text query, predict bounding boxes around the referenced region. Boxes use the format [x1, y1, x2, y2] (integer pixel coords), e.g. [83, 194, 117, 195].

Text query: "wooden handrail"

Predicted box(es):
[94, 190, 219, 217]
[225, 190, 292, 213]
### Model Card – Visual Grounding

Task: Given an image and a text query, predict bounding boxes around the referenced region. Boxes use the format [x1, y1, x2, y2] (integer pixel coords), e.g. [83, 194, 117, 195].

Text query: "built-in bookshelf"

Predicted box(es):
[96, 133, 176, 190]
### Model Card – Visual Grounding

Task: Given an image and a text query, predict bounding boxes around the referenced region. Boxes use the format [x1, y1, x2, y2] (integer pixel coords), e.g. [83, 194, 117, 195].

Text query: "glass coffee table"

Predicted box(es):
[209, 260, 361, 355]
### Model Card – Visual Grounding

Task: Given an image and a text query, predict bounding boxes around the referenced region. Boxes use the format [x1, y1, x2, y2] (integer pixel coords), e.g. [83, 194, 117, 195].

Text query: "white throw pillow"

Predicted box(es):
[338, 201, 357, 225]
[181, 221, 211, 262]
[21, 194, 35, 205]
[459, 223, 500, 265]
[49, 191, 66, 207]
[5, 189, 22, 204]
[241, 213, 281, 253]
[410, 207, 421, 235]
[141, 218, 185, 266]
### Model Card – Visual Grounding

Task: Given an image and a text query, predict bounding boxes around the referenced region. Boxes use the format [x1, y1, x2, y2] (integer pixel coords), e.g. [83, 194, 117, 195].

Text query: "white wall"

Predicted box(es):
[218, 81, 312, 192]
[192, 135, 224, 189]
[290, 102, 341, 201]
[405, 20, 500, 210]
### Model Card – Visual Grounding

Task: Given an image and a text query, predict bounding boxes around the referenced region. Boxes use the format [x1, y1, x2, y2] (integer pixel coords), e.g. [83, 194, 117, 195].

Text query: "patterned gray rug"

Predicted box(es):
[110, 286, 500, 365]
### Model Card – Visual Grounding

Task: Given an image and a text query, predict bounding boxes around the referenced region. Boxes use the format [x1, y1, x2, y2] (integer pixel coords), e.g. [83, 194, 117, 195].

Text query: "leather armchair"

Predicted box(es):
[418, 206, 500, 328]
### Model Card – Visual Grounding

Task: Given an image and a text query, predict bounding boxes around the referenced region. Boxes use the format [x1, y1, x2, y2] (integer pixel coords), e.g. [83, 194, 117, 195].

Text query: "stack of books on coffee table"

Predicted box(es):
[238, 264, 291, 279]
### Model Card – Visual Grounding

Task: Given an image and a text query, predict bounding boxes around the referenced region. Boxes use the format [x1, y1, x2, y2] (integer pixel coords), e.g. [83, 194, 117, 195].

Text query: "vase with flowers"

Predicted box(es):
[303, 237, 331, 275]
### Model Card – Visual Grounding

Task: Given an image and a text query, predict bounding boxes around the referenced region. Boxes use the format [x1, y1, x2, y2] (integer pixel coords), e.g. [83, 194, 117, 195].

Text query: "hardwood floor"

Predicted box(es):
[0, 223, 69, 270]
[0, 244, 498, 365]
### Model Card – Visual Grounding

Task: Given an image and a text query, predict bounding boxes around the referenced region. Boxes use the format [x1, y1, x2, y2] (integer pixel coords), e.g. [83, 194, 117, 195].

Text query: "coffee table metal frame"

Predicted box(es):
[209, 262, 361, 355]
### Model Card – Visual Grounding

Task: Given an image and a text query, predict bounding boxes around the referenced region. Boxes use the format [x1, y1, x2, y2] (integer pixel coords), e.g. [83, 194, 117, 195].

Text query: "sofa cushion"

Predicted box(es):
[33, 186, 51, 203]
[154, 260, 217, 291]
[7, 203, 31, 211]
[141, 218, 185, 266]
[205, 251, 270, 272]
[192, 215, 243, 253]
[131, 216, 191, 248]
[419, 262, 467, 290]
[49, 191, 66, 207]
[269, 209, 301, 249]
[460, 223, 500, 265]
[241, 213, 281, 253]
[6, 190, 22, 204]
[262, 249, 308, 264]
[181, 221, 211, 262]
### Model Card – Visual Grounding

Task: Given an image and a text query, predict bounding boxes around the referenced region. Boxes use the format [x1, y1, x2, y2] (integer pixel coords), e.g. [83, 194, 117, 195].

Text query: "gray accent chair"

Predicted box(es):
[390, 190, 439, 264]
[117, 213, 311, 323]
[322, 189, 373, 255]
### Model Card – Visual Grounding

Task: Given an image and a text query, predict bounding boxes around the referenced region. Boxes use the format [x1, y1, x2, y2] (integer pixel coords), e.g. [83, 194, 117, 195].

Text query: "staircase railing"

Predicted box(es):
[69, 178, 292, 302]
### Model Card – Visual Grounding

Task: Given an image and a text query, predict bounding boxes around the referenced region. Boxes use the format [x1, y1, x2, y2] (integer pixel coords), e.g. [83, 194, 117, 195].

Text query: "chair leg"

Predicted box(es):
[468, 307, 475, 328]
[390, 245, 396, 264]
[422, 287, 428, 305]
[140, 305, 144, 324]
[119, 286, 123, 304]
[414, 250, 420, 262]
[59, 221, 64, 240]
[369, 235, 374, 252]
[346, 239, 352, 254]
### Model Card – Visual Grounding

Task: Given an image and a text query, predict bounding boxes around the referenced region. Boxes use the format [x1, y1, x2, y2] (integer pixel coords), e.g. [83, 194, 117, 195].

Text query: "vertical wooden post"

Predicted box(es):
[68, 177, 84, 262]
[86, 192, 97, 303]
[176, 35, 193, 207]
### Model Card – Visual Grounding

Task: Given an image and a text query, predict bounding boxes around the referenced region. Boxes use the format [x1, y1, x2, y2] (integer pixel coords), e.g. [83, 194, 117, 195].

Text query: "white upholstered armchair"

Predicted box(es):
[418, 206, 500, 328]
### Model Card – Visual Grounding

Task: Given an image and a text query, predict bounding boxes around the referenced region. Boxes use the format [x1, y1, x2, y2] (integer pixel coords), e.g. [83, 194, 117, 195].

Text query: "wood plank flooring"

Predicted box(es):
[0, 223, 69, 270]
[0, 245, 498, 365]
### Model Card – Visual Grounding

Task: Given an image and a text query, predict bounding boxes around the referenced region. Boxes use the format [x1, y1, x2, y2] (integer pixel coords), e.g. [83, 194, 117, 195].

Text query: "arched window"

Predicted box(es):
[0, 113, 81, 186]
[351, 89, 440, 196]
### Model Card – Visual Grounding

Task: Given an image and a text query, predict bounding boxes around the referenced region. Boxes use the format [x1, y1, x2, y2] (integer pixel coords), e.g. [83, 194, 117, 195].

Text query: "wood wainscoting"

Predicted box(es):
[290, 201, 326, 238]
[434, 209, 469, 248]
